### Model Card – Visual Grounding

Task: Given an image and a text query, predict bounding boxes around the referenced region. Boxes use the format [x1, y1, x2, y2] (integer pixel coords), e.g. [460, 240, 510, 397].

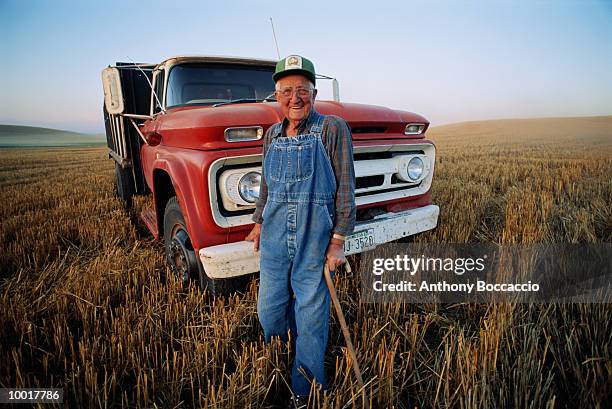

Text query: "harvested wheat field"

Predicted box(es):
[1, 116, 611, 408]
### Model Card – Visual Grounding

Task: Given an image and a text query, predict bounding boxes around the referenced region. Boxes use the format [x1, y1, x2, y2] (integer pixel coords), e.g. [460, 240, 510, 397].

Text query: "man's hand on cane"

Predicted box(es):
[326, 235, 346, 272]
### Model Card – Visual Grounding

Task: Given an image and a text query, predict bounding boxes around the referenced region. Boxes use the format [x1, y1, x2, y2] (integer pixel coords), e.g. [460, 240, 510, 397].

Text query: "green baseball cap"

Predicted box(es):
[273, 55, 316, 85]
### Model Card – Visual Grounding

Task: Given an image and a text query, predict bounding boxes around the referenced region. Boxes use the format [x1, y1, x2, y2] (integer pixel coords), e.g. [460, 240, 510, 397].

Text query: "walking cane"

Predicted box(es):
[324, 260, 370, 406]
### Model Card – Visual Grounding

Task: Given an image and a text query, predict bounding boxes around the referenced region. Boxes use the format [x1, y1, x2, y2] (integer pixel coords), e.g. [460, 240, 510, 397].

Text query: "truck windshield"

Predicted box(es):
[166, 63, 276, 107]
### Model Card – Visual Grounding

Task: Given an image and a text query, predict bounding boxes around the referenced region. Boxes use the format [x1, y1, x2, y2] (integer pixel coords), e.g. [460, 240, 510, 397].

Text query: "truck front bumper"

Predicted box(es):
[198, 204, 440, 279]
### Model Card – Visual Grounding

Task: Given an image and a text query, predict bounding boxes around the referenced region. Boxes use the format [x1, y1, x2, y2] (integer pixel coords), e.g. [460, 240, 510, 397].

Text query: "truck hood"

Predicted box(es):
[156, 101, 429, 151]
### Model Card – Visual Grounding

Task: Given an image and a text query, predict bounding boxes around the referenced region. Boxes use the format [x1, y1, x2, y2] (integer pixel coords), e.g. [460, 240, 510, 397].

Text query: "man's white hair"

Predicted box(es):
[275, 79, 315, 91]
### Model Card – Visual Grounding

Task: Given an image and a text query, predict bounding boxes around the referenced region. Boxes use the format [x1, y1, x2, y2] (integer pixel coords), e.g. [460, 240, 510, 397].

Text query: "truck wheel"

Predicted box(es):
[163, 197, 251, 295]
[115, 163, 133, 208]
[163, 197, 200, 288]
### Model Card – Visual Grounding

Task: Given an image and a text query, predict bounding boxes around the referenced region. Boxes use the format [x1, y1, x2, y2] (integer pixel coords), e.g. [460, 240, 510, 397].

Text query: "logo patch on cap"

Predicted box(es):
[285, 55, 302, 70]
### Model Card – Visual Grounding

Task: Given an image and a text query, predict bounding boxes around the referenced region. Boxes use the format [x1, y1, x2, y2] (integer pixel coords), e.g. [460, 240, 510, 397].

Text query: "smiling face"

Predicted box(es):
[275, 74, 317, 127]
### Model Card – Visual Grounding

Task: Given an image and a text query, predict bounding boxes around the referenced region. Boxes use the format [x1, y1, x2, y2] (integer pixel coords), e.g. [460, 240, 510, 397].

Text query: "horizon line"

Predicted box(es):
[2, 113, 612, 135]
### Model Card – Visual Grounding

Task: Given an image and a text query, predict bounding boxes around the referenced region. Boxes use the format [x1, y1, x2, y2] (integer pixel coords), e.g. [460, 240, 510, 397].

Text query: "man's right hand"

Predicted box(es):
[245, 223, 262, 252]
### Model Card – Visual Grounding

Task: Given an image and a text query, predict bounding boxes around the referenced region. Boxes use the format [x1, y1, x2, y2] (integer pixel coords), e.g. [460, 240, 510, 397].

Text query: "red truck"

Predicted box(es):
[101, 55, 440, 294]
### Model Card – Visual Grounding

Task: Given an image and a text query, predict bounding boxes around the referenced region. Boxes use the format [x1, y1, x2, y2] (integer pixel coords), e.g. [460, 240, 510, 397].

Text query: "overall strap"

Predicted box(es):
[271, 122, 283, 138]
[310, 113, 326, 137]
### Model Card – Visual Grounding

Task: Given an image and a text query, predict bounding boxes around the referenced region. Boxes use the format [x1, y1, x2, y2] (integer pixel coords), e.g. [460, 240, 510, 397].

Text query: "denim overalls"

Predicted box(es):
[258, 112, 336, 396]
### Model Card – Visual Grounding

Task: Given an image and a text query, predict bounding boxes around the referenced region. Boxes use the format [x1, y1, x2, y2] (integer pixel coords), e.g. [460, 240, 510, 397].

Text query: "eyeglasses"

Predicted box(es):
[275, 87, 314, 99]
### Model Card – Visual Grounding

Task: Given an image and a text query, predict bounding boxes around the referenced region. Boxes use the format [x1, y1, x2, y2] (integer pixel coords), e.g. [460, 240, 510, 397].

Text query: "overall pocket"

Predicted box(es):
[267, 145, 284, 182]
[269, 141, 314, 182]
[295, 141, 314, 181]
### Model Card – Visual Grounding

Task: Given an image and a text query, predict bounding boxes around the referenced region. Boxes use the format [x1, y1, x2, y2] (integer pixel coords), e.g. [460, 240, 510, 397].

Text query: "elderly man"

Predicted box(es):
[245, 55, 356, 402]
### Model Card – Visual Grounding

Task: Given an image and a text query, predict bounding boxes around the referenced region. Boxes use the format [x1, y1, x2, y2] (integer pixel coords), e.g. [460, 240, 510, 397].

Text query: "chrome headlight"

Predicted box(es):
[238, 171, 261, 203]
[397, 155, 427, 182]
[407, 157, 424, 180]
[218, 167, 262, 209]
[404, 123, 425, 135]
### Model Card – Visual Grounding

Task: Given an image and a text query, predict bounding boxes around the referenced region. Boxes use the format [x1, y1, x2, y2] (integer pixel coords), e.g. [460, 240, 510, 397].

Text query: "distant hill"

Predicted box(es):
[427, 115, 612, 148]
[0, 124, 106, 147]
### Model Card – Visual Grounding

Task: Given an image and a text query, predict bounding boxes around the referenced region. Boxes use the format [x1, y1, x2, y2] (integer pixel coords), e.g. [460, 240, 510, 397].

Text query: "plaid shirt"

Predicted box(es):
[252, 109, 356, 237]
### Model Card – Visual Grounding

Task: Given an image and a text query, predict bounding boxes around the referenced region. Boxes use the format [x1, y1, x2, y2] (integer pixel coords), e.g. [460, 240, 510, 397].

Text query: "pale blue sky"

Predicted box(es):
[1, 0, 611, 133]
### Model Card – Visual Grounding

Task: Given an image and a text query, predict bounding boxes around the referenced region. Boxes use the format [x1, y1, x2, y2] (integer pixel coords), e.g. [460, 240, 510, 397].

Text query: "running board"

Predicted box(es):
[140, 208, 159, 239]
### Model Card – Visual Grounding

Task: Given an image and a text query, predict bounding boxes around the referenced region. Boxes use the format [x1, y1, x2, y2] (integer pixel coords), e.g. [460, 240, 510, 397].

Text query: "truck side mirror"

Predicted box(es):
[101, 67, 125, 115]
[332, 78, 340, 102]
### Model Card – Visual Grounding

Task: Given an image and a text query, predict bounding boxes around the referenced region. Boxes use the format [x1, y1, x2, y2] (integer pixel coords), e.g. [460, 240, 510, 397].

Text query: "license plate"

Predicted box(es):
[343, 228, 376, 255]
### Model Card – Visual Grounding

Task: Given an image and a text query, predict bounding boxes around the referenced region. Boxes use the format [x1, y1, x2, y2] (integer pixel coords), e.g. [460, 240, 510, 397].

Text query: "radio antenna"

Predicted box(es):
[270, 17, 281, 59]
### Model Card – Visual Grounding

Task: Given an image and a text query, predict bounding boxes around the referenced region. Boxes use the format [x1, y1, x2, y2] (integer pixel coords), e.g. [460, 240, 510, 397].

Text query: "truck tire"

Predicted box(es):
[163, 197, 200, 289]
[163, 197, 249, 295]
[115, 163, 133, 208]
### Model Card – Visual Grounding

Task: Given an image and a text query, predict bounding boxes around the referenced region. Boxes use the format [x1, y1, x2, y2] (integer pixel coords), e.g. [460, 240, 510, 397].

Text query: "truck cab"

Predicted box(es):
[101, 55, 440, 294]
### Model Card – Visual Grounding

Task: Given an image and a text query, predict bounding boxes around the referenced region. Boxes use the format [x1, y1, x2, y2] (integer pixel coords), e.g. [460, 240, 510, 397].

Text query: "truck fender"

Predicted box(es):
[151, 161, 198, 242]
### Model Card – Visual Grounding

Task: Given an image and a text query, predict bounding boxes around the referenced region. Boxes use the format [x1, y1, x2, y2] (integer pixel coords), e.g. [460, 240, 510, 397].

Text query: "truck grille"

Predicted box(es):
[356, 175, 385, 189]
[208, 142, 435, 228]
